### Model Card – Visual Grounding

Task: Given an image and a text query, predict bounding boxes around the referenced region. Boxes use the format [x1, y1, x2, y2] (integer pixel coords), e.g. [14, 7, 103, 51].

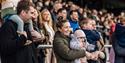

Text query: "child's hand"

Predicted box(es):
[91, 51, 100, 60]
[99, 51, 105, 59]
[86, 52, 92, 59]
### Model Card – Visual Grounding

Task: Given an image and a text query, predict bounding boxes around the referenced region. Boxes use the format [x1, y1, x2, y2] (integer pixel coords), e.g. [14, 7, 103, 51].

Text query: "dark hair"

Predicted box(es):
[57, 8, 67, 14]
[17, 0, 35, 15]
[56, 16, 68, 29]
[69, 10, 78, 15]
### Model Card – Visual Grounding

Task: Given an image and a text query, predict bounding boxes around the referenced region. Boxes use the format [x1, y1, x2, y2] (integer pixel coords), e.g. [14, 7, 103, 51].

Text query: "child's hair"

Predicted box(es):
[56, 16, 68, 29]
[79, 18, 92, 28]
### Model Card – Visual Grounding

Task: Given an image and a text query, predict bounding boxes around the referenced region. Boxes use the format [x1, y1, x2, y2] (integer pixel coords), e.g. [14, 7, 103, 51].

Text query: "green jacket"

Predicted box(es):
[53, 31, 86, 63]
[1, 7, 16, 19]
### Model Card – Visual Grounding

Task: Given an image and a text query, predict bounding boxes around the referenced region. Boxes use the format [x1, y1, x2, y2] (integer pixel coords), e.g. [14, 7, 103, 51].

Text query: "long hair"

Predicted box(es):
[39, 8, 53, 28]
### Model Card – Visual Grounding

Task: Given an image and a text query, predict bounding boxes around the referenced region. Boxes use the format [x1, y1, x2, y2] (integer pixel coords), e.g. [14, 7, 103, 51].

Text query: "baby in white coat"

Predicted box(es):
[70, 29, 105, 63]
[70, 29, 89, 63]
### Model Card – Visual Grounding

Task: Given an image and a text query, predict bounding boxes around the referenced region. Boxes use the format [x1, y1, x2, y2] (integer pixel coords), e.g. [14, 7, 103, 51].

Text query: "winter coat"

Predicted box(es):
[53, 31, 86, 63]
[0, 20, 38, 63]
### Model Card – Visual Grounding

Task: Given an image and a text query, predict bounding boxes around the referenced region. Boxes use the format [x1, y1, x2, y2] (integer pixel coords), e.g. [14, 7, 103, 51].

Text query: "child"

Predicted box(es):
[70, 29, 89, 63]
[70, 29, 105, 63]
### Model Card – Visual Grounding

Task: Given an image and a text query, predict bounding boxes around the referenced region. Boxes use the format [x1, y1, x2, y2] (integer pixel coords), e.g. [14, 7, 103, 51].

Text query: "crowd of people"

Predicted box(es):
[0, 0, 125, 63]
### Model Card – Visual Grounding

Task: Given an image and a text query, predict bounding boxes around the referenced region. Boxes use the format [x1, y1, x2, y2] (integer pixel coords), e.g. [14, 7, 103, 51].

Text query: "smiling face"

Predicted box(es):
[59, 21, 71, 36]
[58, 9, 67, 20]
[70, 11, 79, 21]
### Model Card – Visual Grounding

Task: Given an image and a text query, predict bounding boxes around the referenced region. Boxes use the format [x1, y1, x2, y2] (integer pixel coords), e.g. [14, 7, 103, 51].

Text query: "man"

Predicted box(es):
[69, 10, 79, 32]
[53, 8, 68, 31]
[51, 2, 62, 22]
[0, 1, 38, 63]
[57, 8, 68, 21]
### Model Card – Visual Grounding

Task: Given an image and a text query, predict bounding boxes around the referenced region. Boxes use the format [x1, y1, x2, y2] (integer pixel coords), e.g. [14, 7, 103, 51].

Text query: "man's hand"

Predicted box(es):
[91, 51, 100, 60]
[24, 40, 32, 46]
[86, 51, 92, 59]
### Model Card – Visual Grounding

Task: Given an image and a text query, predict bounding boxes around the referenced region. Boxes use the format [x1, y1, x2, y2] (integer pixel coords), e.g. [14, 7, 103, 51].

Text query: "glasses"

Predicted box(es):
[77, 37, 87, 42]
[77, 37, 86, 39]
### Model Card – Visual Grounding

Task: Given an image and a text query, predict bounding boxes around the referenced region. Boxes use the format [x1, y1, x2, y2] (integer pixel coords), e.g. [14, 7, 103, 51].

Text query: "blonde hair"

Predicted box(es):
[0, 0, 6, 3]
[39, 8, 53, 27]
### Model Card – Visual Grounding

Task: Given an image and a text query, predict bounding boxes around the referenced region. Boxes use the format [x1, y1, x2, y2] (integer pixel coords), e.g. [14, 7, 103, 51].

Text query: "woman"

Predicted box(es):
[39, 8, 55, 63]
[53, 19, 90, 63]
[112, 17, 125, 63]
